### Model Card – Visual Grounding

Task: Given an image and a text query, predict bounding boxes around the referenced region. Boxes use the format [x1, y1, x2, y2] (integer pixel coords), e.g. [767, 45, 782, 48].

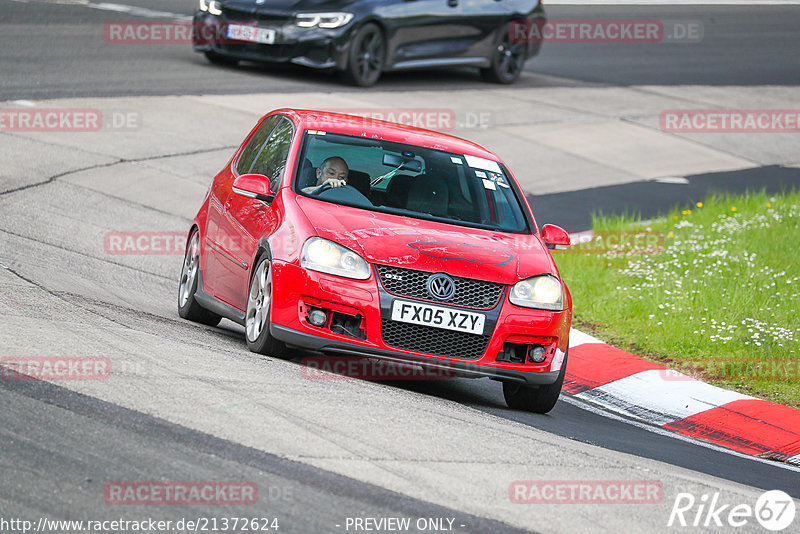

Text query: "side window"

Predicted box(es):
[236, 115, 281, 176]
[250, 118, 294, 193]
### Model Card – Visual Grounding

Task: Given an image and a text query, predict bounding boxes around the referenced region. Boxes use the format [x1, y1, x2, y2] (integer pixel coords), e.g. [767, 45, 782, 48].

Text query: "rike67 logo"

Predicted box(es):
[668, 490, 796, 531]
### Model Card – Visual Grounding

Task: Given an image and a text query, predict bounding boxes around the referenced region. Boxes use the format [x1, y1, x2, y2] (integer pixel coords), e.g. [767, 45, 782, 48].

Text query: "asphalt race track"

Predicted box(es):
[2, 1, 800, 99]
[1, 1, 799, 532]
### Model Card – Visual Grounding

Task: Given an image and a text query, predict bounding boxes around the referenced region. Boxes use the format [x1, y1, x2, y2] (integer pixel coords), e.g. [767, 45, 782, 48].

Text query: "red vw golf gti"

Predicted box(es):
[179, 109, 572, 413]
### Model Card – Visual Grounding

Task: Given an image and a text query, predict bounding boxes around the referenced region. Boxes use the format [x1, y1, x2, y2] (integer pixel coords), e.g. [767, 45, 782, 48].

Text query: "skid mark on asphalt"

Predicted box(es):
[0, 227, 172, 280]
[0, 144, 236, 197]
[86, 1, 191, 20]
[9, 0, 191, 19]
[0, 379, 530, 534]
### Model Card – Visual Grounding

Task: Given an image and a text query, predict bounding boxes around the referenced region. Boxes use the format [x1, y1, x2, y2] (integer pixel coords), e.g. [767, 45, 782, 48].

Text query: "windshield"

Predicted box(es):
[294, 131, 531, 233]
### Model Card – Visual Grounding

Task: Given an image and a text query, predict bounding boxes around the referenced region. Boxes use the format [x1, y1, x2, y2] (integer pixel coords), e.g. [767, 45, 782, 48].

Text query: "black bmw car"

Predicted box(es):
[193, 0, 545, 86]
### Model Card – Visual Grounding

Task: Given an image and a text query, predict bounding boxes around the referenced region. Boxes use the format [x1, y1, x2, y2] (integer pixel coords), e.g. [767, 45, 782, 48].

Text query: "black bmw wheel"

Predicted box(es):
[480, 26, 526, 84]
[503, 348, 568, 414]
[343, 23, 385, 87]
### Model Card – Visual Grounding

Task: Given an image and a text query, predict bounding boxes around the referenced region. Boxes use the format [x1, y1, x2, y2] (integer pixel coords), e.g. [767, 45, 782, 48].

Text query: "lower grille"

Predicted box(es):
[381, 319, 490, 360]
[218, 43, 290, 60]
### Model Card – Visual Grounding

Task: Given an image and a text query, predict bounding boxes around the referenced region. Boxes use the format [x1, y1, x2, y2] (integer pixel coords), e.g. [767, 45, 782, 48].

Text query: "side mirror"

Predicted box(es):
[232, 174, 273, 201]
[541, 224, 570, 250]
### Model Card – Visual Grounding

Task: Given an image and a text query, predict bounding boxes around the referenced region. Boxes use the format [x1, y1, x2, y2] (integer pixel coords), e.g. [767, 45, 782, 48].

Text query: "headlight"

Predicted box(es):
[207, 0, 222, 16]
[301, 237, 370, 280]
[510, 275, 563, 311]
[295, 12, 353, 28]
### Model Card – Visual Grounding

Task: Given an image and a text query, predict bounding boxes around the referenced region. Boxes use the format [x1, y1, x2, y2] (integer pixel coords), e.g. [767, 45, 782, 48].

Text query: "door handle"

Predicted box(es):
[447, 0, 458, 6]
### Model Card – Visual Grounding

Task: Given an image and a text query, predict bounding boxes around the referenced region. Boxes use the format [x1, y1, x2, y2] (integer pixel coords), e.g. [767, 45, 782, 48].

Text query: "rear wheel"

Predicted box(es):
[245, 256, 289, 358]
[480, 26, 526, 84]
[204, 50, 239, 67]
[342, 23, 385, 87]
[502, 349, 567, 413]
[178, 231, 222, 326]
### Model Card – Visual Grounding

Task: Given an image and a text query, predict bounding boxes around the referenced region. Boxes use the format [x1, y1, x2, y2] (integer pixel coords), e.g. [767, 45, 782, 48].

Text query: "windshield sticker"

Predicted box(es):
[464, 154, 502, 174]
[450, 156, 462, 164]
[482, 178, 496, 191]
[475, 170, 486, 178]
[487, 172, 510, 188]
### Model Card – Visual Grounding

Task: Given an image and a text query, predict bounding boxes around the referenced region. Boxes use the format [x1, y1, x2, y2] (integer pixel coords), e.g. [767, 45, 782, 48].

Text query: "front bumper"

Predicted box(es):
[272, 324, 561, 385]
[269, 261, 571, 386]
[192, 11, 350, 69]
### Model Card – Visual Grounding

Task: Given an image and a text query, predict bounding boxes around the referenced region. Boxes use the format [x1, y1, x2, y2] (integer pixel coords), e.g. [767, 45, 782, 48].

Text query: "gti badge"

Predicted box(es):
[426, 273, 455, 301]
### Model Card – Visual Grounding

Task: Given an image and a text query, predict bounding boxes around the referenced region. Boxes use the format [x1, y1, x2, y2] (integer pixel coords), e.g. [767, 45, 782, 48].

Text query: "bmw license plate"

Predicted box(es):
[391, 300, 485, 335]
[226, 24, 275, 44]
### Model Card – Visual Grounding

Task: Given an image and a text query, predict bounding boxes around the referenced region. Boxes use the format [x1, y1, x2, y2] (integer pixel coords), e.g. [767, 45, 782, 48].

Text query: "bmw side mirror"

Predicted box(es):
[541, 224, 570, 250]
[232, 174, 273, 202]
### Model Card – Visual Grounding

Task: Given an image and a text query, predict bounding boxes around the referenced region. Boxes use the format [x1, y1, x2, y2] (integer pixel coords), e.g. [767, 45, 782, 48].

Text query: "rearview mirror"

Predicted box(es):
[383, 153, 422, 172]
[541, 224, 570, 250]
[232, 174, 273, 201]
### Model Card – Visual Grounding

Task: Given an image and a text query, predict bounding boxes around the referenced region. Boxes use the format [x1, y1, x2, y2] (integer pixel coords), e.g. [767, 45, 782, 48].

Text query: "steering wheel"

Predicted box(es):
[310, 184, 374, 207]
[311, 183, 333, 195]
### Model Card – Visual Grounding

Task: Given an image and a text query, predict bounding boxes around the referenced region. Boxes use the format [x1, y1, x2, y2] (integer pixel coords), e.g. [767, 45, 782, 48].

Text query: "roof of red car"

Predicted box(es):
[273, 108, 502, 162]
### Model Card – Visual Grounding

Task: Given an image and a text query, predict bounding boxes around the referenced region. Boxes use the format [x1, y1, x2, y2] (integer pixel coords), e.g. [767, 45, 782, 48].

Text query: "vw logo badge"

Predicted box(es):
[426, 273, 455, 301]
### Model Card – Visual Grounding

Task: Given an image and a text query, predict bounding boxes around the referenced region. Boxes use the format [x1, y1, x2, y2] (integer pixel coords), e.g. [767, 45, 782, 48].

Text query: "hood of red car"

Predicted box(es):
[297, 198, 557, 285]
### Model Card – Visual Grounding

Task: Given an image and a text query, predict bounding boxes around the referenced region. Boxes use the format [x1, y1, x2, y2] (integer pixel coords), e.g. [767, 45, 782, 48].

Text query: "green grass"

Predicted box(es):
[555, 190, 800, 407]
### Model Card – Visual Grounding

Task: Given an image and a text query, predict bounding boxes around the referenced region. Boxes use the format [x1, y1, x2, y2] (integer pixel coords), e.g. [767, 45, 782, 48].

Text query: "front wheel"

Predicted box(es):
[245, 257, 289, 358]
[342, 23, 385, 87]
[480, 26, 526, 84]
[503, 348, 568, 413]
[178, 230, 222, 326]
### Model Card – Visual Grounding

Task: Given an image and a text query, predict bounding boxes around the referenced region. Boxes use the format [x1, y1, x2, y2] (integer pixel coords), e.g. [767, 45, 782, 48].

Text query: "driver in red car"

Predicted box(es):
[302, 156, 349, 193]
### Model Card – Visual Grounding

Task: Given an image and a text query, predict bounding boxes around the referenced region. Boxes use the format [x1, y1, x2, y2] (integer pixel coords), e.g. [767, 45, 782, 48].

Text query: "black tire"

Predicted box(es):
[204, 50, 239, 67]
[342, 23, 385, 87]
[480, 25, 526, 84]
[178, 230, 222, 327]
[502, 348, 568, 413]
[245, 256, 290, 358]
